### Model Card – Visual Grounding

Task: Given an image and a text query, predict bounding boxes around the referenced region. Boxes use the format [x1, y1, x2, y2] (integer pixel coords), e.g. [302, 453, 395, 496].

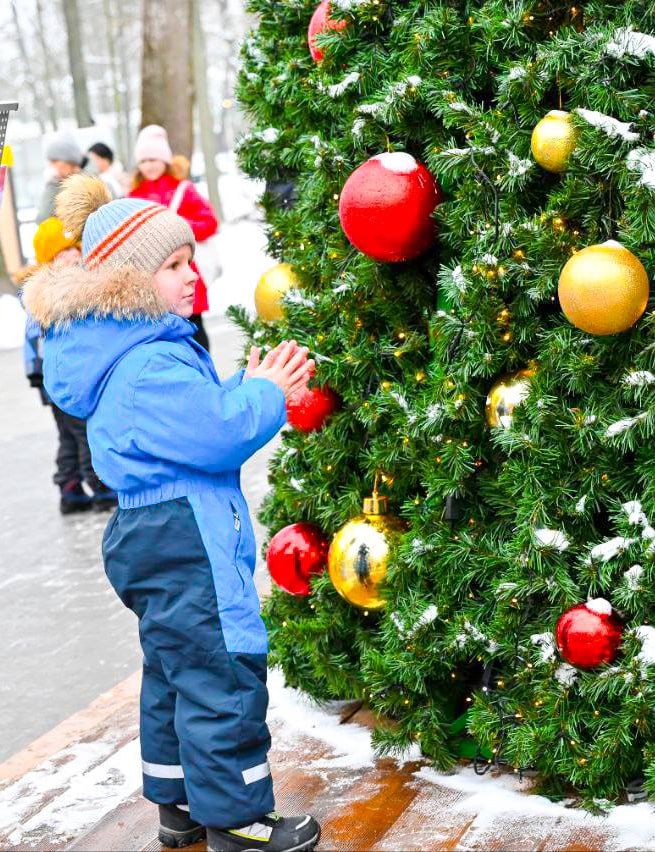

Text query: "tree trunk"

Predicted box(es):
[35, 0, 62, 131]
[192, 0, 223, 219]
[116, 0, 134, 167]
[61, 0, 94, 127]
[101, 0, 127, 163]
[141, 0, 194, 158]
[10, 1, 47, 134]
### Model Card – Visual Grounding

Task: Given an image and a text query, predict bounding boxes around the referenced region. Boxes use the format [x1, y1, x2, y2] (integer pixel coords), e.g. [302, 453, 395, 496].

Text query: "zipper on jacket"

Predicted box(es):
[230, 501, 242, 565]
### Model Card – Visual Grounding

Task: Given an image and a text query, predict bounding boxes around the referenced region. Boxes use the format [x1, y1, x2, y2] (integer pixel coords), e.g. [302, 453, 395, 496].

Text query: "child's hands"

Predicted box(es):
[245, 340, 315, 398]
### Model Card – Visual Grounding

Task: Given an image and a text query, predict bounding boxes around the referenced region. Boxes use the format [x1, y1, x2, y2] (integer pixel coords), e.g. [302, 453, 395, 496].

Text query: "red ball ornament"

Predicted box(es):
[556, 599, 623, 670]
[338, 152, 442, 263]
[267, 523, 329, 595]
[286, 385, 339, 432]
[308, 0, 347, 63]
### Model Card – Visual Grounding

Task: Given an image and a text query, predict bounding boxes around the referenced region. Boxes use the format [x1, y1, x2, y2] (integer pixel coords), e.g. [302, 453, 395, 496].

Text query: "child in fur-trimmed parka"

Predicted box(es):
[22, 175, 320, 852]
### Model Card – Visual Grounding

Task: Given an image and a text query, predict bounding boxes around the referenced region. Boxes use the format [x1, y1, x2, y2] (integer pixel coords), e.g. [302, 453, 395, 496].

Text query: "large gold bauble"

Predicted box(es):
[485, 368, 534, 430]
[254, 263, 300, 321]
[531, 110, 577, 173]
[558, 241, 649, 336]
[327, 493, 405, 610]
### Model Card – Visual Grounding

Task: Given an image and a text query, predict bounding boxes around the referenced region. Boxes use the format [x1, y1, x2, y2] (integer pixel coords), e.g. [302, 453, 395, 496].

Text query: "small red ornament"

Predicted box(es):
[338, 152, 442, 263]
[286, 385, 338, 432]
[556, 599, 623, 670]
[308, 0, 347, 63]
[267, 523, 329, 595]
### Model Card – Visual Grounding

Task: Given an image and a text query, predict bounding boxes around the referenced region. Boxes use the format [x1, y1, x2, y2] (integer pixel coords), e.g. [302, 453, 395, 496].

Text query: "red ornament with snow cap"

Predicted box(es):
[338, 152, 442, 263]
[556, 599, 623, 669]
[308, 0, 347, 63]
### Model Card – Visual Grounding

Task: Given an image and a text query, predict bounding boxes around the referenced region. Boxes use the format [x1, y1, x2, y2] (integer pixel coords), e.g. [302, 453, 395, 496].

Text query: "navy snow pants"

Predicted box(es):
[102, 494, 274, 829]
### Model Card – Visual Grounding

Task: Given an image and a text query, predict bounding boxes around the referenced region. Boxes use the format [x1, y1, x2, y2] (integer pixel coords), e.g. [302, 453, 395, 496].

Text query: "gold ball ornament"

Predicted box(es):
[327, 492, 405, 610]
[531, 110, 577, 173]
[558, 241, 649, 335]
[485, 369, 534, 430]
[254, 263, 300, 321]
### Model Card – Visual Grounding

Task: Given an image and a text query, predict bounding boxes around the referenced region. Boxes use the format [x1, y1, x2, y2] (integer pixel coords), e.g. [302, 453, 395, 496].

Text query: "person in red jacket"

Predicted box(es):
[129, 125, 218, 351]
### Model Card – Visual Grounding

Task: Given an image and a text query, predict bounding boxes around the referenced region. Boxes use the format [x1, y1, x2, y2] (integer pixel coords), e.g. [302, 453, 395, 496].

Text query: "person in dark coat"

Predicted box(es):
[20, 216, 117, 513]
[22, 174, 320, 852]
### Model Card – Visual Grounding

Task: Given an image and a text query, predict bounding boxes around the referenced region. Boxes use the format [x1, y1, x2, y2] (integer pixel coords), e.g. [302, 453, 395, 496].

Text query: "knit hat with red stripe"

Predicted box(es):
[55, 174, 195, 273]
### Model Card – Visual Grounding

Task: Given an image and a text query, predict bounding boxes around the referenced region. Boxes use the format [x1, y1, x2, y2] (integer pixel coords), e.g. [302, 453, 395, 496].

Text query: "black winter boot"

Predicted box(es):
[59, 480, 92, 515]
[207, 812, 320, 852]
[158, 803, 206, 848]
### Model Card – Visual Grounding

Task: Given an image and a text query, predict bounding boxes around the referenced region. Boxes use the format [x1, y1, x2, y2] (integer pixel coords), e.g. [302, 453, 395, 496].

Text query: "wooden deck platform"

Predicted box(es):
[2, 667, 655, 851]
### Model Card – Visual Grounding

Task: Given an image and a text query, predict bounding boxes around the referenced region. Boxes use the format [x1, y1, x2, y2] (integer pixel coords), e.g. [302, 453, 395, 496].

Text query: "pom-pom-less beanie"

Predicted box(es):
[134, 125, 173, 165]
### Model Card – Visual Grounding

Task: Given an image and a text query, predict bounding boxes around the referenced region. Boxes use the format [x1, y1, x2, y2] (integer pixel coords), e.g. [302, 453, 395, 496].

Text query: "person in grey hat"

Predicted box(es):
[36, 133, 86, 224]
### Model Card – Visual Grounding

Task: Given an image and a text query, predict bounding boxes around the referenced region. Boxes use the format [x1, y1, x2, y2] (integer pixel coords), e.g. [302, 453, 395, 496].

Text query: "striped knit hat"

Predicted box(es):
[55, 174, 195, 273]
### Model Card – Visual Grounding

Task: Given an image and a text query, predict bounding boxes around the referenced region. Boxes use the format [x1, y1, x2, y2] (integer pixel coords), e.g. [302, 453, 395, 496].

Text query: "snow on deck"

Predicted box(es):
[2, 667, 655, 850]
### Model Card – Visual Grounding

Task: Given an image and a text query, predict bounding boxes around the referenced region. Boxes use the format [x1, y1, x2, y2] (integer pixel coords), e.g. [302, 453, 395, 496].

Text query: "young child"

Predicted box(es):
[128, 124, 218, 352]
[22, 175, 320, 852]
[21, 217, 118, 514]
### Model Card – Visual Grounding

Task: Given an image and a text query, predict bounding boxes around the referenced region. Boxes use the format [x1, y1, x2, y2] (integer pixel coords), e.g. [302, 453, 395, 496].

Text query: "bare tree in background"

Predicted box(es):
[141, 0, 193, 158]
[192, 0, 222, 218]
[101, 0, 128, 163]
[62, 0, 94, 127]
[10, 2, 46, 134]
[115, 0, 135, 167]
[216, 0, 236, 151]
[35, 0, 62, 131]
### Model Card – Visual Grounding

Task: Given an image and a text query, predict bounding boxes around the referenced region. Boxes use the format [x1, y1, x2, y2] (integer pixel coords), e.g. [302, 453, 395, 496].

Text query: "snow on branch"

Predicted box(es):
[587, 537, 636, 563]
[284, 289, 316, 308]
[411, 537, 436, 555]
[531, 632, 556, 662]
[333, 0, 367, 9]
[606, 28, 655, 60]
[555, 663, 577, 687]
[624, 564, 644, 590]
[622, 500, 655, 545]
[576, 108, 639, 142]
[439, 145, 496, 158]
[605, 413, 647, 437]
[451, 265, 468, 293]
[455, 620, 499, 653]
[534, 528, 570, 552]
[508, 152, 533, 177]
[635, 625, 655, 668]
[391, 604, 439, 639]
[318, 71, 360, 98]
[626, 149, 655, 191]
[624, 369, 655, 386]
[507, 66, 528, 81]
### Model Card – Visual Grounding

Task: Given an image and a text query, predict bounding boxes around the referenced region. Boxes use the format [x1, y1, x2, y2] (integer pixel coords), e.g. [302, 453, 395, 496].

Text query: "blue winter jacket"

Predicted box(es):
[21, 262, 287, 657]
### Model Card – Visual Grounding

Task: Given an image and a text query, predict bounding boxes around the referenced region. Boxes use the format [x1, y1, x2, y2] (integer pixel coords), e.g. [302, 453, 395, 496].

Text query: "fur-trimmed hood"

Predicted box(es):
[22, 261, 168, 329]
[22, 262, 196, 419]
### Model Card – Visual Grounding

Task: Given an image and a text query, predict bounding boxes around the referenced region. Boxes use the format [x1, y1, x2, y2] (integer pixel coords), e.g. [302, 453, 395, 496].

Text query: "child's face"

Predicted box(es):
[54, 246, 81, 266]
[139, 159, 167, 181]
[153, 246, 198, 318]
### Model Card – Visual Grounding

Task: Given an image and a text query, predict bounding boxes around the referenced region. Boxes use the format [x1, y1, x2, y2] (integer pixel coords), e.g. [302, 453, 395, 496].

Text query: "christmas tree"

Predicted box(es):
[234, 0, 655, 804]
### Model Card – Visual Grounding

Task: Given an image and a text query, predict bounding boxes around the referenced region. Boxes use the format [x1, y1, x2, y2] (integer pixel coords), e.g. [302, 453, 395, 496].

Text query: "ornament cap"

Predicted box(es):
[363, 491, 389, 515]
[547, 109, 571, 118]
